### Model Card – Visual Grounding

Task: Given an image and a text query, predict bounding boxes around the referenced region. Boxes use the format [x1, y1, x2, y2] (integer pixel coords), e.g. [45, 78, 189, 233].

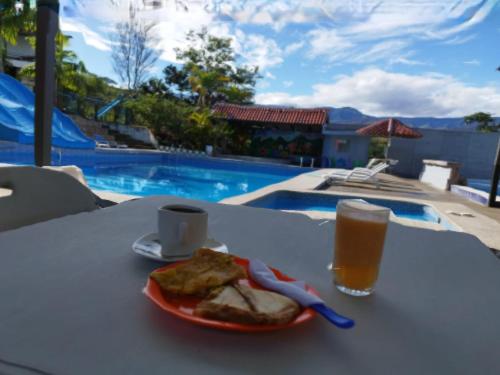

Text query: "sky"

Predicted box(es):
[60, 0, 500, 118]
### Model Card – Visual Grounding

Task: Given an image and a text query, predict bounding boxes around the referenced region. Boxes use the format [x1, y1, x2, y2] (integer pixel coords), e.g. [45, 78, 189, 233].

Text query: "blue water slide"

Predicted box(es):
[0, 73, 95, 149]
[96, 95, 125, 118]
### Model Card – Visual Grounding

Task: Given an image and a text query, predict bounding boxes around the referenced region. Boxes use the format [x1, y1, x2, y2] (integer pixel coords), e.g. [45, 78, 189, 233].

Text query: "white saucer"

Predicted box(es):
[132, 232, 228, 262]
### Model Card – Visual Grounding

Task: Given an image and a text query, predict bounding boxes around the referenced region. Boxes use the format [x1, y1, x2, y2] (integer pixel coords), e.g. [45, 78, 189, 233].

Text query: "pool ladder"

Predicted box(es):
[51, 147, 63, 165]
[299, 157, 315, 168]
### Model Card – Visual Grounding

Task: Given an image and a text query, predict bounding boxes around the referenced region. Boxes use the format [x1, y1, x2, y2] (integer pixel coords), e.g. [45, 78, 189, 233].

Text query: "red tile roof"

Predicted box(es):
[213, 103, 328, 131]
[356, 118, 422, 139]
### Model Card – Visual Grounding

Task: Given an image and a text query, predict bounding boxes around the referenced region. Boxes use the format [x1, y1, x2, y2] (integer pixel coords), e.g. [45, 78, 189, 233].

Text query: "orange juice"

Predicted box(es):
[333, 200, 390, 296]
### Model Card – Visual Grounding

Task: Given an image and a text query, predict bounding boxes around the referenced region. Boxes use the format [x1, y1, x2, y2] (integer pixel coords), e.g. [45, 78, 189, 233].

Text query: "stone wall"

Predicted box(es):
[108, 124, 158, 148]
[389, 129, 500, 179]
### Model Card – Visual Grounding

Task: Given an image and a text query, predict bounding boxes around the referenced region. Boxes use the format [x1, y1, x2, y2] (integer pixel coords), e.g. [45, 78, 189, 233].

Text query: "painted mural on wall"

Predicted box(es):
[249, 130, 322, 159]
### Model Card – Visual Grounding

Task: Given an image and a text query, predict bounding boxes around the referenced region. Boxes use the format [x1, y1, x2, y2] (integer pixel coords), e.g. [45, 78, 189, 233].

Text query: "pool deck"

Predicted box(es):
[220, 169, 500, 252]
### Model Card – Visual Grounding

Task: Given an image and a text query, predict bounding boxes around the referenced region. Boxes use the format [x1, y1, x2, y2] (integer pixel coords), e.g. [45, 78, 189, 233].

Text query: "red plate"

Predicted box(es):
[144, 256, 318, 332]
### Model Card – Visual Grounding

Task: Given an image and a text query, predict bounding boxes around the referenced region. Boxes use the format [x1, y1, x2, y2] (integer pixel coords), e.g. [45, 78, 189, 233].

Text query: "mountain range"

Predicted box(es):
[327, 107, 499, 130]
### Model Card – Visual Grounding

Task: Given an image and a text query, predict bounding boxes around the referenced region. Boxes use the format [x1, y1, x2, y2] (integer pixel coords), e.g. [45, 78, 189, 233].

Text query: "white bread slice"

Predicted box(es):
[194, 284, 300, 325]
[234, 284, 300, 325]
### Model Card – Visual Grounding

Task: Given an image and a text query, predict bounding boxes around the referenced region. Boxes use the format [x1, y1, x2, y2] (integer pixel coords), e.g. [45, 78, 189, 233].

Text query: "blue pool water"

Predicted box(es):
[0, 143, 453, 229]
[245, 191, 453, 227]
[0, 143, 308, 201]
[82, 159, 306, 202]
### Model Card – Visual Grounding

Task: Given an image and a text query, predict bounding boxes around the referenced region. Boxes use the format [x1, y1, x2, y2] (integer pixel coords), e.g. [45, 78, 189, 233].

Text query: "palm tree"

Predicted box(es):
[21, 32, 87, 104]
[187, 65, 230, 107]
[0, 0, 35, 73]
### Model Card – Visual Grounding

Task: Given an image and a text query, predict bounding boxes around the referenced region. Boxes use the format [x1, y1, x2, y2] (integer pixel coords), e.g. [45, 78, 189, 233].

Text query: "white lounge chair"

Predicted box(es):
[327, 162, 390, 188]
[96, 141, 111, 148]
[322, 161, 386, 178]
[0, 166, 99, 232]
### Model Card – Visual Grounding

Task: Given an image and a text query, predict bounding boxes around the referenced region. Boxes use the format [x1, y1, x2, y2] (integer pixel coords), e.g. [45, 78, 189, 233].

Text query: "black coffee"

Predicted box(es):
[165, 206, 204, 214]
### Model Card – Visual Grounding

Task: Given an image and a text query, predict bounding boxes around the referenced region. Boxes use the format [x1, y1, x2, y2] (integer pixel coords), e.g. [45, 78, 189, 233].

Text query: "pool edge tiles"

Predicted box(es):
[451, 184, 499, 206]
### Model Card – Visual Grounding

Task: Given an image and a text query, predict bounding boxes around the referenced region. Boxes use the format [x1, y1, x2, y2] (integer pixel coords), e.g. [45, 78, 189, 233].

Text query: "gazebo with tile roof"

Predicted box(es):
[213, 103, 328, 132]
[213, 103, 328, 163]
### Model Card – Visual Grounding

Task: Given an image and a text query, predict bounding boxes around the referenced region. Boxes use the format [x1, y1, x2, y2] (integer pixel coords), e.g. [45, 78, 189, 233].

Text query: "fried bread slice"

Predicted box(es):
[234, 284, 300, 324]
[150, 248, 247, 296]
[194, 285, 259, 324]
[194, 284, 301, 325]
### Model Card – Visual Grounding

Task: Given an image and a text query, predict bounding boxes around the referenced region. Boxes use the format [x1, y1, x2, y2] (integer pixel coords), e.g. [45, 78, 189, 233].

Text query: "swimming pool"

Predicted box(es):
[244, 191, 455, 228]
[468, 178, 499, 194]
[0, 142, 309, 201]
[82, 158, 307, 202]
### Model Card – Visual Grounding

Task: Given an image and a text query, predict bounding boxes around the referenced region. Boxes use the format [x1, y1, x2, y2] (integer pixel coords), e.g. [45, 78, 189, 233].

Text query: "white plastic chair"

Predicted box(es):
[0, 166, 99, 232]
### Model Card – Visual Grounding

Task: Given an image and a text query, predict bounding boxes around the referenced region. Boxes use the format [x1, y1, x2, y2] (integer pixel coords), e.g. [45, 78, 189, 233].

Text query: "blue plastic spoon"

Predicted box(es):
[310, 303, 355, 329]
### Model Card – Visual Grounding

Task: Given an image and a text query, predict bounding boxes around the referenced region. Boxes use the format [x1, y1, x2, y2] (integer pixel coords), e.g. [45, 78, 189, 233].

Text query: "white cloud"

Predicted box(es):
[464, 59, 481, 66]
[61, 1, 497, 70]
[257, 80, 271, 89]
[265, 72, 276, 79]
[60, 18, 111, 51]
[350, 40, 409, 63]
[209, 0, 498, 40]
[307, 29, 354, 61]
[231, 31, 284, 70]
[426, 0, 498, 39]
[302, 1, 496, 64]
[443, 34, 477, 45]
[284, 41, 304, 55]
[306, 30, 411, 65]
[212, 0, 496, 39]
[255, 68, 500, 117]
[258, 71, 277, 89]
[61, 1, 283, 70]
[283, 80, 293, 87]
[389, 55, 429, 66]
[216, 0, 326, 31]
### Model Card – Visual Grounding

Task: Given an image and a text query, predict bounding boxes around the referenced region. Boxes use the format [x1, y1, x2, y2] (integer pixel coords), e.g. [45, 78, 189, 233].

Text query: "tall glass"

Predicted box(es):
[333, 200, 390, 297]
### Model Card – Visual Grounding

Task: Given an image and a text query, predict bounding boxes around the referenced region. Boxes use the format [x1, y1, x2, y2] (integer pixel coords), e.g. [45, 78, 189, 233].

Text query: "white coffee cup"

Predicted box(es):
[158, 205, 208, 257]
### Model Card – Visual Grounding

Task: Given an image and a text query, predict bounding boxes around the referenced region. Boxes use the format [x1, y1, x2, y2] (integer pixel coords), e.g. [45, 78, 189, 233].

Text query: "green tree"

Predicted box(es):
[111, 4, 159, 91]
[162, 64, 191, 100]
[124, 94, 193, 145]
[21, 31, 124, 119]
[140, 77, 169, 97]
[21, 32, 88, 104]
[186, 108, 232, 150]
[172, 28, 259, 107]
[464, 112, 498, 133]
[72, 72, 122, 120]
[0, 0, 35, 73]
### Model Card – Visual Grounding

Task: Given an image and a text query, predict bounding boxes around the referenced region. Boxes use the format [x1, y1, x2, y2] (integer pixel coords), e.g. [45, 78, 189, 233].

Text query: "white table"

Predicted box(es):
[0, 196, 499, 375]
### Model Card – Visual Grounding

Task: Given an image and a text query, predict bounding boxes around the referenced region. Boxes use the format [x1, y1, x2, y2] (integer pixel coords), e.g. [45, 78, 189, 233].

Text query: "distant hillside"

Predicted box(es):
[327, 107, 499, 130]
[327, 107, 376, 124]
